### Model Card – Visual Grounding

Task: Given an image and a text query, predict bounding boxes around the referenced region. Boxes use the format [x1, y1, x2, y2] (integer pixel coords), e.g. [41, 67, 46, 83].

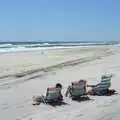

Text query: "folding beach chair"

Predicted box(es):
[44, 87, 63, 103]
[66, 80, 87, 100]
[92, 74, 112, 95]
[33, 83, 63, 105]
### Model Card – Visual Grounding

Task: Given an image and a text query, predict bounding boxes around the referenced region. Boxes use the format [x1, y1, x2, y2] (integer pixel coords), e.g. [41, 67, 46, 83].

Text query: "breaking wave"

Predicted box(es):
[0, 41, 118, 53]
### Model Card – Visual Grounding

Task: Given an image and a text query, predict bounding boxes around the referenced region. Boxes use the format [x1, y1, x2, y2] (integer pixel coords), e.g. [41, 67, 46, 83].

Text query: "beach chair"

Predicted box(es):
[66, 80, 87, 100]
[33, 83, 63, 105]
[92, 74, 112, 95]
[44, 87, 63, 103]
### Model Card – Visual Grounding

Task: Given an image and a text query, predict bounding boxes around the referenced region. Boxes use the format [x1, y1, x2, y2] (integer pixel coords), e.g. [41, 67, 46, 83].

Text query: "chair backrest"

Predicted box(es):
[71, 80, 86, 96]
[46, 87, 61, 100]
[95, 75, 112, 90]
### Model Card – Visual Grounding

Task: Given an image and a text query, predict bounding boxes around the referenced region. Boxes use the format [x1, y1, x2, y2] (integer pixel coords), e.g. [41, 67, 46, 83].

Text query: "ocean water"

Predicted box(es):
[0, 41, 118, 53]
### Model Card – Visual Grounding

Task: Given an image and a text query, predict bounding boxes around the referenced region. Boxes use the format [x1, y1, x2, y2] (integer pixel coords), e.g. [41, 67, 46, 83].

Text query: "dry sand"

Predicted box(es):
[0, 46, 120, 120]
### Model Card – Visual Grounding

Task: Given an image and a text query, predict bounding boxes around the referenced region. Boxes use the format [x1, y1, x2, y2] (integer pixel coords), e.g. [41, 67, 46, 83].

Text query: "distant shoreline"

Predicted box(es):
[0, 41, 118, 53]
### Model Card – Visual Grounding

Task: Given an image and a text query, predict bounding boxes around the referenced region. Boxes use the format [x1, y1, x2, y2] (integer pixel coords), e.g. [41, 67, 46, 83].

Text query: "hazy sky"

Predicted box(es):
[0, 0, 120, 42]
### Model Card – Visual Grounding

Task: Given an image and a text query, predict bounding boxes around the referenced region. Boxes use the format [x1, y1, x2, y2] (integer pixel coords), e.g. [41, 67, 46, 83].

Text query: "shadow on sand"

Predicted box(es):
[72, 96, 91, 102]
[46, 101, 68, 107]
[89, 89, 118, 96]
[32, 96, 68, 107]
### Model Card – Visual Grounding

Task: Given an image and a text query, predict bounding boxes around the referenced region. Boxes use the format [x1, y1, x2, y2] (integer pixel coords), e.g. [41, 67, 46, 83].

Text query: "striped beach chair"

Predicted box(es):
[92, 74, 112, 95]
[66, 80, 87, 99]
[45, 87, 63, 103]
[33, 83, 63, 105]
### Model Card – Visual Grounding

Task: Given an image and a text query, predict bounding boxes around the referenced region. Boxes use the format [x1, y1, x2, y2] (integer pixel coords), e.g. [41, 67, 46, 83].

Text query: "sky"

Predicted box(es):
[0, 0, 120, 42]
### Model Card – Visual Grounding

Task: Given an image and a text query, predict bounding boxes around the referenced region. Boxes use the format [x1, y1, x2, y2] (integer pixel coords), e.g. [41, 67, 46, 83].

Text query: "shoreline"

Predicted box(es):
[0, 44, 115, 54]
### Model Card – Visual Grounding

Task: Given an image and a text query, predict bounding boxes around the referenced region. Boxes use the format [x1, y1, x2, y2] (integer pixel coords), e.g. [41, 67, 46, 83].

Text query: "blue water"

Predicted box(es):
[0, 41, 118, 53]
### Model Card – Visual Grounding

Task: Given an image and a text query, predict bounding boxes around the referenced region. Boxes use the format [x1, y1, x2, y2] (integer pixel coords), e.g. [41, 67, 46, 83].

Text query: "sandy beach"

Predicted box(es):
[0, 45, 120, 120]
